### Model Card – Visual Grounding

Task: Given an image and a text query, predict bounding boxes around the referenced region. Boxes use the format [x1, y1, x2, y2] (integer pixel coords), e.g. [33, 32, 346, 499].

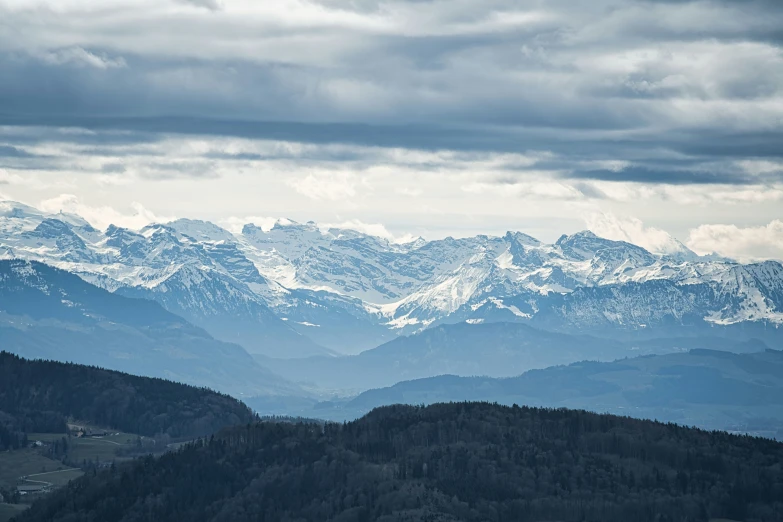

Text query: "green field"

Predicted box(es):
[26, 431, 141, 466]
[30, 430, 139, 445]
[0, 503, 28, 522]
[0, 429, 142, 495]
[0, 428, 148, 520]
[24, 433, 68, 444]
[0, 450, 70, 489]
[20, 468, 84, 487]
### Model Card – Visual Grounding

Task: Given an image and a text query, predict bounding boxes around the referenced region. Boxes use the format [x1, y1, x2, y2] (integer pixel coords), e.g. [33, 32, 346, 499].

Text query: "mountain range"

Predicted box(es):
[295, 347, 783, 438]
[0, 259, 297, 397]
[1, 200, 782, 362]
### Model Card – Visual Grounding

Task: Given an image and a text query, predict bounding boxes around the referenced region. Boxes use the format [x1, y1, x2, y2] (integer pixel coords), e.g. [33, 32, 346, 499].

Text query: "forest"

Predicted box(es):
[15, 402, 783, 522]
[0, 351, 255, 450]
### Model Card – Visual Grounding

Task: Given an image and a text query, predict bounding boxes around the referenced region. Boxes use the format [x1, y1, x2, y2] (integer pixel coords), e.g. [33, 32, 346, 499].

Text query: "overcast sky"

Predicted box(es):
[1, 0, 782, 260]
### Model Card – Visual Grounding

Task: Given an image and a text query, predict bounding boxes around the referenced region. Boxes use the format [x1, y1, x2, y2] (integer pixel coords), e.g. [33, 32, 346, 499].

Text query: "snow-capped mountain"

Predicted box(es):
[0, 259, 299, 397]
[0, 199, 781, 357]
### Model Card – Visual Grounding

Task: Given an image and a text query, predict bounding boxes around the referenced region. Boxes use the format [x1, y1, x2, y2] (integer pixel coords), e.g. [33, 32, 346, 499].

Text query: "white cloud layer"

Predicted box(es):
[289, 173, 358, 201]
[687, 221, 783, 262]
[319, 219, 419, 244]
[583, 212, 687, 255]
[38, 194, 173, 231]
[36, 47, 127, 69]
[218, 215, 280, 234]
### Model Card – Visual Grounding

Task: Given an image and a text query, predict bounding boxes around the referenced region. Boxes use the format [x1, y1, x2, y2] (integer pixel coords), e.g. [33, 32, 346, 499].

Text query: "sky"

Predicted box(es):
[0, 0, 782, 261]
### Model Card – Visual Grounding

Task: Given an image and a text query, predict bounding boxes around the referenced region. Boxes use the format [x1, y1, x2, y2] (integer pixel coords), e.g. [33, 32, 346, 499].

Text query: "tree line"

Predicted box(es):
[16, 402, 783, 522]
[0, 351, 256, 450]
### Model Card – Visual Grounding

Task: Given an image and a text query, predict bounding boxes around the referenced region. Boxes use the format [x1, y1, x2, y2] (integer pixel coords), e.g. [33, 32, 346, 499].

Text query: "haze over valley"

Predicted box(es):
[0, 200, 781, 438]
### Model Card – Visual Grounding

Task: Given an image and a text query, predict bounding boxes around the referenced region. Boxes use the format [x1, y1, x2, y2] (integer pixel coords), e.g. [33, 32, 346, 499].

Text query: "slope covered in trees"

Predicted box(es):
[17, 402, 783, 522]
[0, 351, 255, 451]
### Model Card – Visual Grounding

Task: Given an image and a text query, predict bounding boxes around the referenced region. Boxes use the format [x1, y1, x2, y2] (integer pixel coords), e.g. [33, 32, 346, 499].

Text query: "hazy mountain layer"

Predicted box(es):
[338, 348, 783, 437]
[262, 322, 631, 393]
[0, 259, 298, 397]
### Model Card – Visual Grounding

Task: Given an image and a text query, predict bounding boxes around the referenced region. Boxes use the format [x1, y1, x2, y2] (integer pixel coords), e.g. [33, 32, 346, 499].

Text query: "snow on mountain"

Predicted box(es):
[0, 259, 300, 397]
[240, 220, 428, 303]
[0, 200, 782, 356]
[166, 218, 238, 244]
[707, 261, 783, 324]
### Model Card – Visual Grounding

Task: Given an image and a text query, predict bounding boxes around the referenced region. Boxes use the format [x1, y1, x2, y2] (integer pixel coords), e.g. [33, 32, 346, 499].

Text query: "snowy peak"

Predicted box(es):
[399, 236, 427, 250]
[270, 218, 315, 231]
[240, 223, 262, 236]
[241, 218, 332, 260]
[2, 200, 783, 353]
[556, 230, 653, 261]
[658, 237, 701, 262]
[27, 218, 80, 239]
[0, 201, 93, 232]
[504, 230, 542, 247]
[105, 223, 142, 241]
[166, 218, 236, 244]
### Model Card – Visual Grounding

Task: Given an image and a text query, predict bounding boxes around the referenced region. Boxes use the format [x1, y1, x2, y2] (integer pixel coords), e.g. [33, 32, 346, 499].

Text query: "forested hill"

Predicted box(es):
[17, 403, 783, 522]
[0, 351, 255, 450]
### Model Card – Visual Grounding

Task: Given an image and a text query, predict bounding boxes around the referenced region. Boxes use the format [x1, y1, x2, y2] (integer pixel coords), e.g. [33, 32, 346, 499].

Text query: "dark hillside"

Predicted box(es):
[0, 351, 255, 450]
[16, 402, 783, 522]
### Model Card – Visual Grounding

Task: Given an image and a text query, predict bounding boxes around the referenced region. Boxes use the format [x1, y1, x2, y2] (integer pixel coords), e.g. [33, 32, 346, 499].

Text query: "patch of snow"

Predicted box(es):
[487, 297, 531, 318]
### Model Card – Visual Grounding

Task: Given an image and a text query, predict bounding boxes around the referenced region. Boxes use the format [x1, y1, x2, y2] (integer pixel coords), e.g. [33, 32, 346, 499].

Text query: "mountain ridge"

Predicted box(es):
[334, 347, 783, 437]
[0, 259, 300, 397]
[1, 200, 782, 356]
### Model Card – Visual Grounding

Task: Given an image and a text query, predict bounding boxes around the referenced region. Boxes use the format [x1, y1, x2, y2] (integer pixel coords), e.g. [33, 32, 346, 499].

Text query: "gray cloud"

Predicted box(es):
[101, 163, 127, 174]
[176, 0, 223, 10]
[0, 145, 36, 158]
[0, 0, 780, 186]
[563, 166, 754, 185]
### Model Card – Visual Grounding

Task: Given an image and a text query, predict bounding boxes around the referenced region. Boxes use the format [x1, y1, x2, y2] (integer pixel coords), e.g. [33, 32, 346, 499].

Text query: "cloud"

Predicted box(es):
[462, 179, 585, 200]
[36, 47, 127, 69]
[686, 220, 783, 262]
[218, 215, 280, 233]
[0, 0, 780, 245]
[0, 169, 53, 189]
[0, 0, 779, 181]
[319, 219, 419, 243]
[321, 219, 393, 239]
[565, 165, 759, 186]
[38, 194, 172, 231]
[0, 170, 22, 185]
[584, 212, 688, 255]
[0, 145, 36, 158]
[176, 0, 223, 10]
[289, 173, 357, 201]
